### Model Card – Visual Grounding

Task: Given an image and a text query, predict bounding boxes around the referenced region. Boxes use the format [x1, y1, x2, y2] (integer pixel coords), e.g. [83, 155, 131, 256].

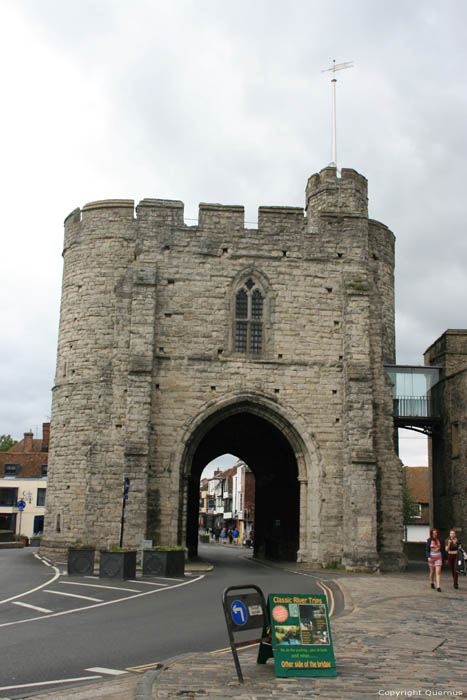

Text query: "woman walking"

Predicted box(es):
[426, 528, 445, 592]
[445, 529, 462, 589]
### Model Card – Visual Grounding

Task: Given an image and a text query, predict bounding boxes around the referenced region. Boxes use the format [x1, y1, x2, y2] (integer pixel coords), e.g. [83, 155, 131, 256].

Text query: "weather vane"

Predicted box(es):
[322, 59, 354, 170]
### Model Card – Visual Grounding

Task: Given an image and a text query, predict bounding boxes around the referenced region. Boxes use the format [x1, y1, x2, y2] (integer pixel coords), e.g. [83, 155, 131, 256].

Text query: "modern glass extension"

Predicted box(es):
[385, 366, 441, 432]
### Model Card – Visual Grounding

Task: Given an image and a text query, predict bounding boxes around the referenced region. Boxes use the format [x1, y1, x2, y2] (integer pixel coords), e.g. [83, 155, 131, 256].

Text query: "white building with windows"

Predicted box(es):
[0, 476, 47, 538]
[0, 425, 49, 540]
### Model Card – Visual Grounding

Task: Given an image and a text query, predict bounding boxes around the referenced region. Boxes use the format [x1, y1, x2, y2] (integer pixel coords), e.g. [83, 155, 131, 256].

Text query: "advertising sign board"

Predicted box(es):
[268, 592, 336, 677]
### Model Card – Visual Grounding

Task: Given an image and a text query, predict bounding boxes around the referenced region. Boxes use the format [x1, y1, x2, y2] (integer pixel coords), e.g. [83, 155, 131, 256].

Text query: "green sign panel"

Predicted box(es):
[267, 593, 337, 677]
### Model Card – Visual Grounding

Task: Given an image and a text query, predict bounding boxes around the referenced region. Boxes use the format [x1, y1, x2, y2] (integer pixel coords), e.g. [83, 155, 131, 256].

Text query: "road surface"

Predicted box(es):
[0, 545, 341, 698]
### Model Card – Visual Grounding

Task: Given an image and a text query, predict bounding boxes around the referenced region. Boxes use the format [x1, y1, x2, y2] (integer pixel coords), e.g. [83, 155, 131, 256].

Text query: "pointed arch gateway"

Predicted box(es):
[176, 393, 316, 562]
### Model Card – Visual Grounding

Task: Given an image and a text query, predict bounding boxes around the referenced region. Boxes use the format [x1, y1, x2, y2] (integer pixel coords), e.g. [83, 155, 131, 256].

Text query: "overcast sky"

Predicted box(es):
[1, 1, 465, 467]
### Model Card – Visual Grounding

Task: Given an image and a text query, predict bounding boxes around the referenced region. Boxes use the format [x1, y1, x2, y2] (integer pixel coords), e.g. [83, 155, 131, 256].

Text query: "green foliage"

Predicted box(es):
[101, 546, 136, 552]
[68, 543, 95, 550]
[145, 545, 184, 552]
[350, 279, 369, 292]
[0, 434, 16, 451]
[402, 470, 420, 524]
[322, 560, 343, 570]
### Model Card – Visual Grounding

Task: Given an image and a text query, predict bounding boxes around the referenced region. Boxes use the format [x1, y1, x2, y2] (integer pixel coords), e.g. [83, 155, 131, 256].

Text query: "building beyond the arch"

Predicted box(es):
[41, 166, 405, 571]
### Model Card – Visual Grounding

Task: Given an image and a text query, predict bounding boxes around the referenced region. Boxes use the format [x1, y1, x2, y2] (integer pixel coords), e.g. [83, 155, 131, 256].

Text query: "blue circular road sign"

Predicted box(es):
[230, 600, 248, 626]
[17, 499, 26, 511]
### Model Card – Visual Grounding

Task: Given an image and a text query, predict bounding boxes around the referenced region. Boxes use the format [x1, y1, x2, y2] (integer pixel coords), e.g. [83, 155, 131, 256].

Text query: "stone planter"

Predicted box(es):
[67, 548, 95, 576]
[142, 550, 185, 577]
[199, 534, 210, 544]
[99, 550, 136, 579]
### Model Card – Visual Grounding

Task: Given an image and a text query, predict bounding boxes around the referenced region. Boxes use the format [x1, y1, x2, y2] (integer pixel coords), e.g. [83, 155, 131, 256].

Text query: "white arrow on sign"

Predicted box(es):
[232, 604, 246, 623]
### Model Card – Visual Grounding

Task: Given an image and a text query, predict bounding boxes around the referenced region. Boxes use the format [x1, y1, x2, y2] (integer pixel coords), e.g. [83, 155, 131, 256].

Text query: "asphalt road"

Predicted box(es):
[0, 545, 341, 698]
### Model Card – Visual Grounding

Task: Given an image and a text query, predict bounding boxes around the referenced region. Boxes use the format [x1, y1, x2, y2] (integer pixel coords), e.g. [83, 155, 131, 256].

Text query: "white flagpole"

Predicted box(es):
[322, 60, 354, 171]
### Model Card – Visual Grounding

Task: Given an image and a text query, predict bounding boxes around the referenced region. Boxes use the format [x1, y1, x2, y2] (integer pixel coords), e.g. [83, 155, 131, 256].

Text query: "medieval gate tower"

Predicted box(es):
[42, 166, 404, 571]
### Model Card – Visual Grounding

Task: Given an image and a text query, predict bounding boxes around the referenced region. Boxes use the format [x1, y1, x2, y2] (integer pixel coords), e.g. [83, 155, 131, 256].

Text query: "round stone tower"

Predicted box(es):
[42, 200, 138, 551]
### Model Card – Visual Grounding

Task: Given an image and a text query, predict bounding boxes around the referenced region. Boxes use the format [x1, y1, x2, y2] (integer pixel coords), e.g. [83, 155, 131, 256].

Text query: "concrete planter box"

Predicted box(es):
[67, 548, 95, 576]
[99, 550, 136, 579]
[142, 550, 185, 577]
[199, 534, 210, 544]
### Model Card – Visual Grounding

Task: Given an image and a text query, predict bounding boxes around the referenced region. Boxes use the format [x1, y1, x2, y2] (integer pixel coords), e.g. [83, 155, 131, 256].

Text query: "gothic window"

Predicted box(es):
[234, 278, 264, 354]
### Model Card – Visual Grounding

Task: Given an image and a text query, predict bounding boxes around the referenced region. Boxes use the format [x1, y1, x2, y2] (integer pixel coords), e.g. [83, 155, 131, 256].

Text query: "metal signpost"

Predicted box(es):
[222, 584, 271, 683]
[16, 498, 26, 539]
[119, 477, 130, 548]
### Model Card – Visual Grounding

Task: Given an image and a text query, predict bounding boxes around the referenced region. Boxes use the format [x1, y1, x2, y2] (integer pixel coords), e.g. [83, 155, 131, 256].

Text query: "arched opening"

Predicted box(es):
[185, 409, 300, 562]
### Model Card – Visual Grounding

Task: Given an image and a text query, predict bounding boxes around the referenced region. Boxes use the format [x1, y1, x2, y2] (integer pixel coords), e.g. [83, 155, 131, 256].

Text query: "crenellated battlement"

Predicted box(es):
[63, 166, 374, 256]
[258, 206, 304, 230]
[198, 203, 244, 230]
[64, 165, 370, 237]
[306, 166, 368, 220]
[82, 199, 135, 214]
[63, 197, 306, 242]
[136, 199, 185, 227]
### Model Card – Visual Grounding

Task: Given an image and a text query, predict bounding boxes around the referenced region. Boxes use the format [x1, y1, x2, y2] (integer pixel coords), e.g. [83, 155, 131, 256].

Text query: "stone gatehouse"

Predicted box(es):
[41, 166, 404, 571]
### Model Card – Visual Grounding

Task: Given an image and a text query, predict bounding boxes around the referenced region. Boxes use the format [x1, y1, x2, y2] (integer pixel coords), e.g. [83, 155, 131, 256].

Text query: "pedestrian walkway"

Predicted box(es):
[18, 562, 466, 700]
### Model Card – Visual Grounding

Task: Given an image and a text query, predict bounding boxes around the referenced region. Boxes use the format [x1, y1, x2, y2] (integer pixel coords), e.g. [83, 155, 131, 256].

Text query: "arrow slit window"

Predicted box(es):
[234, 279, 264, 354]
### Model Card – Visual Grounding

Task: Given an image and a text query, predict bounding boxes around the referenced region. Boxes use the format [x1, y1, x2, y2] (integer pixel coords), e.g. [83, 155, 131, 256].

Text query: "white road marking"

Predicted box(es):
[46, 589, 103, 602]
[61, 581, 140, 593]
[0, 675, 102, 691]
[136, 575, 184, 582]
[12, 601, 53, 614]
[85, 667, 127, 675]
[0, 574, 205, 628]
[0, 554, 60, 605]
[128, 580, 167, 586]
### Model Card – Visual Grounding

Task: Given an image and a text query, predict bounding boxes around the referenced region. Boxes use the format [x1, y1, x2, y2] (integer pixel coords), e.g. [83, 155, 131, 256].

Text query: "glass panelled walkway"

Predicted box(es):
[385, 366, 442, 434]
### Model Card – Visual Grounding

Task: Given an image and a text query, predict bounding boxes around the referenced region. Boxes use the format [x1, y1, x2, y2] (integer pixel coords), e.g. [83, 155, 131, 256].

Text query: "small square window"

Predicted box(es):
[4, 464, 19, 477]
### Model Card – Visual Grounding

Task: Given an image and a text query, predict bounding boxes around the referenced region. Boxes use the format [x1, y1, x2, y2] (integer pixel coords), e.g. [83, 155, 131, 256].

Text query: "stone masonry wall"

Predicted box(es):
[41, 166, 403, 570]
[424, 330, 467, 539]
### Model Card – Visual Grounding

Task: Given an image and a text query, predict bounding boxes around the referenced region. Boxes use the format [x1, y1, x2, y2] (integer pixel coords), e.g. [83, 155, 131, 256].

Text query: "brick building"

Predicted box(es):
[198, 461, 254, 545]
[403, 466, 429, 542]
[41, 166, 404, 570]
[0, 423, 49, 538]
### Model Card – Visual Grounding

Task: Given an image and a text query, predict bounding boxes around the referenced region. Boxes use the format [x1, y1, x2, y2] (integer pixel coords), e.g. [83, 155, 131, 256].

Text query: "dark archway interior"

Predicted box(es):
[186, 411, 299, 561]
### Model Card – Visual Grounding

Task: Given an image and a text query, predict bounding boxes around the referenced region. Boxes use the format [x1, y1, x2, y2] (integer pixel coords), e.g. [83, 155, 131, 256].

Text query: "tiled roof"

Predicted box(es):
[6, 438, 43, 453]
[404, 466, 429, 503]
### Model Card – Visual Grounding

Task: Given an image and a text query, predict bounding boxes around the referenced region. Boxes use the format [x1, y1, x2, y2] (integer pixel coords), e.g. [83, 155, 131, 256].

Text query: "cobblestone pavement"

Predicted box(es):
[17, 563, 466, 700]
[150, 565, 466, 700]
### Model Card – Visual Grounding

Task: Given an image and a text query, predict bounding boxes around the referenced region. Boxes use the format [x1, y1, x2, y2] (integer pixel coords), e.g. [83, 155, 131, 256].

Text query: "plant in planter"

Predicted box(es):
[142, 546, 185, 577]
[67, 544, 96, 576]
[99, 546, 137, 580]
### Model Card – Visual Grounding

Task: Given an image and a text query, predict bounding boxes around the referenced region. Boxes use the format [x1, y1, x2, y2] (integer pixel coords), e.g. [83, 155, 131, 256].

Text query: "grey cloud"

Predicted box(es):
[1, 0, 467, 452]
